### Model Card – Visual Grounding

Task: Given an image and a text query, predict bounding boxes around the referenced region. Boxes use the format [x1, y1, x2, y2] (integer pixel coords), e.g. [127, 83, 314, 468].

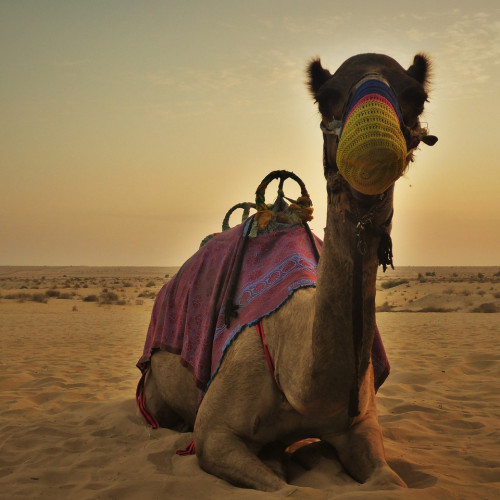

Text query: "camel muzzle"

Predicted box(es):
[336, 77, 407, 196]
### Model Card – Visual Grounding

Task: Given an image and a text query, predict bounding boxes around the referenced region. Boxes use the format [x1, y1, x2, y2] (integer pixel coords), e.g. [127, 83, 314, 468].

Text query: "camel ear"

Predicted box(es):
[307, 58, 332, 97]
[407, 53, 431, 88]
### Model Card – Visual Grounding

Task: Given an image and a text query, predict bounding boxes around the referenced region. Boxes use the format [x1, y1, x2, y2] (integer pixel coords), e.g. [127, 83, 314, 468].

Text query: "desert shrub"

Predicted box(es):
[45, 289, 60, 298]
[59, 293, 73, 299]
[444, 287, 454, 295]
[419, 306, 456, 313]
[4, 292, 46, 303]
[138, 290, 156, 299]
[146, 281, 156, 287]
[135, 299, 144, 306]
[473, 303, 498, 313]
[381, 279, 409, 289]
[100, 291, 119, 304]
[426, 272, 436, 277]
[31, 293, 48, 303]
[493, 292, 500, 299]
[376, 301, 395, 312]
[83, 295, 99, 302]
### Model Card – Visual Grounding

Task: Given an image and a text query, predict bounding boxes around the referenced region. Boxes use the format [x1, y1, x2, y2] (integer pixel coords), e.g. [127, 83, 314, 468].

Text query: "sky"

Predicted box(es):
[1, 0, 499, 267]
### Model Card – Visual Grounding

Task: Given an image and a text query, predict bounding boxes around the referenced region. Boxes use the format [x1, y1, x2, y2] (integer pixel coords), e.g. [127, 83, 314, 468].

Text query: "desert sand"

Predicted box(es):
[1, 265, 499, 499]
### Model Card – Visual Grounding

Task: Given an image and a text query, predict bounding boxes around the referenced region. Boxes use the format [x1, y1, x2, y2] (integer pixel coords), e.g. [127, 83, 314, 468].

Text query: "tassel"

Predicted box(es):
[255, 208, 274, 230]
[377, 231, 394, 272]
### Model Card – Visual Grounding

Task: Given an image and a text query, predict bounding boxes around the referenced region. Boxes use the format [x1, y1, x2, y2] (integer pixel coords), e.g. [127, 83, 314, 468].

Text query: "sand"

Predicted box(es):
[1, 266, 499, 499]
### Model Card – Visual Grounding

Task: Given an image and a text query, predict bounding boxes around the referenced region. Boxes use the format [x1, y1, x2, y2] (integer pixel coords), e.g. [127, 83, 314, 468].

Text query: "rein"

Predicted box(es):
[327, 177, 394, 420]
[344, 200, 394, 272]
[348, 192, 394, 419]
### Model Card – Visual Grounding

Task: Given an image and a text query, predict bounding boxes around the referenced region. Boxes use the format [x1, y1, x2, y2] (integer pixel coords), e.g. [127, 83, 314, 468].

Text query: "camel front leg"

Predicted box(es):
[325, 416, 407, 488]
[195, 429, 286, 492]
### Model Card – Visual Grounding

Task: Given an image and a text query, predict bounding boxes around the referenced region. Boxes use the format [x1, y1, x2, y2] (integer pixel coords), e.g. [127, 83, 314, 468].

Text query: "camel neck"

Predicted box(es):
[305, 178, 394, 415]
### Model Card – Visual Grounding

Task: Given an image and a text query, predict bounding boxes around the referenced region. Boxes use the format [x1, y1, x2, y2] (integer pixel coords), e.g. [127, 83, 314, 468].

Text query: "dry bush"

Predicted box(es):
[376, 301, 395, 312]
[473, 303, 498, 313]
[419, 306, 457, 313]
[381, 279, 409, 289]
[100, 291, 119, 304]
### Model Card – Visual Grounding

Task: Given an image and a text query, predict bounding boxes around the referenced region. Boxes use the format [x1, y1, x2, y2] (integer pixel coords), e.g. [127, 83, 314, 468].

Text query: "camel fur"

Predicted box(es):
[141, 52, 436, 493]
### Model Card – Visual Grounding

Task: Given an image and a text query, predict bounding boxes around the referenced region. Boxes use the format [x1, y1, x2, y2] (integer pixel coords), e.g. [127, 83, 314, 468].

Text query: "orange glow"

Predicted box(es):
[1, 1, 498, 265]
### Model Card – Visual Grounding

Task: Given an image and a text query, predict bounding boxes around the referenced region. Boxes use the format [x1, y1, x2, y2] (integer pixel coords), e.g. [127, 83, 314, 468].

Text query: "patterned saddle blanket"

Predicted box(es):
[137, 221, 389, 393]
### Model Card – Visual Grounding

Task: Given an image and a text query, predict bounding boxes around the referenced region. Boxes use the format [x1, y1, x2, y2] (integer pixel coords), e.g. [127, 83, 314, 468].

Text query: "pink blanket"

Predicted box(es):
[137, 221, 389, 393]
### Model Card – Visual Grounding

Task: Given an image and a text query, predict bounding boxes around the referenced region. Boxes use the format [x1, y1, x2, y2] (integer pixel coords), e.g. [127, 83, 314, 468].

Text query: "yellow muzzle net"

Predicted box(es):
[336, 85, 407, 195]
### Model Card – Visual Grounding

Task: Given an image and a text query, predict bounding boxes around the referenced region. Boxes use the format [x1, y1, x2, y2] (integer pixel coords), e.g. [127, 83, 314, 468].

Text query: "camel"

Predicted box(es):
[138, 52, 437, 493]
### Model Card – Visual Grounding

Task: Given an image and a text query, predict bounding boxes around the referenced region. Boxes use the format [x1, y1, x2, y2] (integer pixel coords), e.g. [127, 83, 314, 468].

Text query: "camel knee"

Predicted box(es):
[144, 370, 186, 429]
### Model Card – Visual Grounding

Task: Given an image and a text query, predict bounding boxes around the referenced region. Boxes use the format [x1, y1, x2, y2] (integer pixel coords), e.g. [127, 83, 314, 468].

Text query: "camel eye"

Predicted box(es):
[400, 86, 428, 116]
[315, 87, 342, 120]
[317, 99, 333, 119]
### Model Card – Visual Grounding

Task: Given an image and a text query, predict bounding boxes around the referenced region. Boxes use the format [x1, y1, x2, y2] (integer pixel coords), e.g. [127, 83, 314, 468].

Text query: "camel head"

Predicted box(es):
[308, 53, 437, 196]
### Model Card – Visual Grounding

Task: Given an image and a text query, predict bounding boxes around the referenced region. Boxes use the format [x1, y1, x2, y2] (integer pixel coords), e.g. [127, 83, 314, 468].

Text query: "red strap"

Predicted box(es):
[255, 320, 280, 390]
[176, 440, 196, 456]
[136, 368, 160, 429]
[137, 370, 196, 455]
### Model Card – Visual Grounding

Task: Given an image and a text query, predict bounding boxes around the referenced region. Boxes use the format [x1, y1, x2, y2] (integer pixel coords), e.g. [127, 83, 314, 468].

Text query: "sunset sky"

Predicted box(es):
[1, 0, 499, 266]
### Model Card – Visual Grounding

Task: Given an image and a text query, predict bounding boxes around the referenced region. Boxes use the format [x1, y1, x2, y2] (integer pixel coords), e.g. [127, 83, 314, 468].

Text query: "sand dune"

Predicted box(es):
[1, 266, 499, 499]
